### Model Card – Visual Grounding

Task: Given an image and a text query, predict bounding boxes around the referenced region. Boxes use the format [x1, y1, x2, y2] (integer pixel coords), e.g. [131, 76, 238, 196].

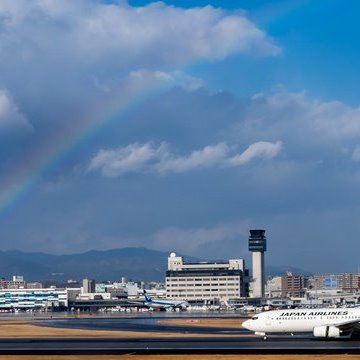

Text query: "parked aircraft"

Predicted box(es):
[242, 306, 360, 340]
[142, 290, 189, 310]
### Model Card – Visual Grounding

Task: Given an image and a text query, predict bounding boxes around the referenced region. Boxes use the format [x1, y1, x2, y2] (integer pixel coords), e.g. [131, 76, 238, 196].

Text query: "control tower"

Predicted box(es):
[249, 229, 267, 298]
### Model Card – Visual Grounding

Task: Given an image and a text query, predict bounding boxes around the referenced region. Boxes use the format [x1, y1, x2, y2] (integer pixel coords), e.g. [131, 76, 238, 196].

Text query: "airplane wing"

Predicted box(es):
[328, 320, 360, 336]
[336, 320, 360, 331]
[127, 300, 146, 306]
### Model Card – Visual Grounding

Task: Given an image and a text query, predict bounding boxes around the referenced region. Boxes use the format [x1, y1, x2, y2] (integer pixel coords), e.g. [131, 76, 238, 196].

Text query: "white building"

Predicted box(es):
[266, 276, 285, 298]
[165, 253, 249, 301]
[0, 288, 74, 310]
[312, 273, 360, 292]
[82, 279, 95, 294]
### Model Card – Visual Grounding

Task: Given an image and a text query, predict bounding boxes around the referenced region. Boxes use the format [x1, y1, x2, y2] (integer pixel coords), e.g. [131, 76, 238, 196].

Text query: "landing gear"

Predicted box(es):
[255, 331, 268, 340]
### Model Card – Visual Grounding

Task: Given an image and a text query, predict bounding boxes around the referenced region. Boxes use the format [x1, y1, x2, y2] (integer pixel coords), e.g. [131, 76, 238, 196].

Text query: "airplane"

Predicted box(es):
[242, 306, 360, 340]
[142, 289, 189, 310]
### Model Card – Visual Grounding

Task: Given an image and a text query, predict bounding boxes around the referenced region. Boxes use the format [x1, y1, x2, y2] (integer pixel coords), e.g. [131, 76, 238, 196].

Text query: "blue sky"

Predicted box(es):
[0, 0, 360, 273]
[125, 0, 360, 103]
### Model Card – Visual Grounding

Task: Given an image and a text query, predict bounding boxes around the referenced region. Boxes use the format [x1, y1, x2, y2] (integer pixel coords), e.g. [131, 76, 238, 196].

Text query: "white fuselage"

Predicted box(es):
[242, 307, 360, 334]
[145, 299, 188, 309]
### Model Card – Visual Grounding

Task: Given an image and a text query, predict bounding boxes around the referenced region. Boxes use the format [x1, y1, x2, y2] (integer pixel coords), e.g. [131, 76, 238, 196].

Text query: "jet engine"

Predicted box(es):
[313, 325, 341, 338]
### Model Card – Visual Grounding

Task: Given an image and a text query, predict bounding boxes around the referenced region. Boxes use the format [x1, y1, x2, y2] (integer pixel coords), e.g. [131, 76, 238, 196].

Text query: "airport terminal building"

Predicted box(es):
[0, 288, 73, 311]
[165, 253, 249, 301]
[312, 273, 360, 292]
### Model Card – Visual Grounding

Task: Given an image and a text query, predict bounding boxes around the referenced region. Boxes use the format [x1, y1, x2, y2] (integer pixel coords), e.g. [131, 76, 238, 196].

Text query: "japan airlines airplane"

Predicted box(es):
[143, 290, 189, 310]
[242, 307, 360, 340]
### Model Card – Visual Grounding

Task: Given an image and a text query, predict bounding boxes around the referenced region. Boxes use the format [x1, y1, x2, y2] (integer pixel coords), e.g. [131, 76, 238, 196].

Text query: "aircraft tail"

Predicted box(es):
[144, 289, 152, 302]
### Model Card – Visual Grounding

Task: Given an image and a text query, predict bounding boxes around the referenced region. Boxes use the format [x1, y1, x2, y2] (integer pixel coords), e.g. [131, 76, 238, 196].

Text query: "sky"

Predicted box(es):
[0, 0, 360, 273]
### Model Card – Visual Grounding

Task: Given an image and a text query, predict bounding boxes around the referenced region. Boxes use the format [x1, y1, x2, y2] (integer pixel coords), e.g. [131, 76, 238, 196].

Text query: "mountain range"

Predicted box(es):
[0, 247, 311, 282]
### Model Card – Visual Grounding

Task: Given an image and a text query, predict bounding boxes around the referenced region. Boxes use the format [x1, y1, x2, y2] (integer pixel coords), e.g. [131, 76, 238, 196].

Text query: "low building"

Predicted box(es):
[26, 282, 43, 289]
[0, 288, 73, 310]
[312, 273, 360, 292]
[267, 276, 286, 298]
[165, 252, 249, 301]
[0, 276, 26, 290]
[82, 279, 95, 294]
[266, 273, 308, 299]
[285, 273, 307, 298]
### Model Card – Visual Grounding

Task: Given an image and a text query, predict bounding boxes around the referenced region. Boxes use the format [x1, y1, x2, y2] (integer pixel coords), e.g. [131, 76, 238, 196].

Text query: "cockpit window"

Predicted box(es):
[251, 317, 258, 320]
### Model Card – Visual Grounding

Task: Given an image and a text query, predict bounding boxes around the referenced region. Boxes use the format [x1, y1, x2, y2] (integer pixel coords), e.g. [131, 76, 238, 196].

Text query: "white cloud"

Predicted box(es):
[157, 142, 229, 174]
[129, 70, 204, 91]
[352, 146, 360, 162]
[88, 140, 282, 176]
[228, 141, 282, 165]
[88, 142, 167, 177]
[0, 1, 280, 75]
[245, 89, 360, 144]
[0, 89, 32, 132]
[310, 100, 360, 139]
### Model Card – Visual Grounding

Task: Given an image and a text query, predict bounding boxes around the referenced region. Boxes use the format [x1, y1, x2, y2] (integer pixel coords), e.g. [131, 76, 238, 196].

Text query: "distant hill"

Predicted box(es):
[267, 265, 313, 277]
[0, 248, 179, 282]
[0, 247, 311, 282]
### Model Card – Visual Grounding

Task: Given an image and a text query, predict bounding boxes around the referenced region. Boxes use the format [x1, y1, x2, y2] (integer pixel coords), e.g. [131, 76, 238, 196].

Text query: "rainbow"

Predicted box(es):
[0, 74, 169, 217]
[0, 1, 300, 219]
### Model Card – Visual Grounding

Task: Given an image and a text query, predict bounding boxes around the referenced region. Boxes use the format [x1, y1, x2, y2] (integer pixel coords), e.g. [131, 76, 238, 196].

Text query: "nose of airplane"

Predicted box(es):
[242, 319, 253, 331]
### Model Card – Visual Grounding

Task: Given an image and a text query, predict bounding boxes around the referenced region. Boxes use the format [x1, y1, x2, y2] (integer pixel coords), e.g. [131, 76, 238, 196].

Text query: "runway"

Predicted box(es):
[0, 314, 358, 355]
[40, 315, 247, 334]
[0, 336, 360, 355]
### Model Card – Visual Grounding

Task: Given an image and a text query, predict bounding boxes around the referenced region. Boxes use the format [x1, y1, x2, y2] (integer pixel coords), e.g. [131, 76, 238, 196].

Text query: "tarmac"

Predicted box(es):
[5, 315, 351, 355]
[1, 336, 360, 355]
[40, 316, 247, 334]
